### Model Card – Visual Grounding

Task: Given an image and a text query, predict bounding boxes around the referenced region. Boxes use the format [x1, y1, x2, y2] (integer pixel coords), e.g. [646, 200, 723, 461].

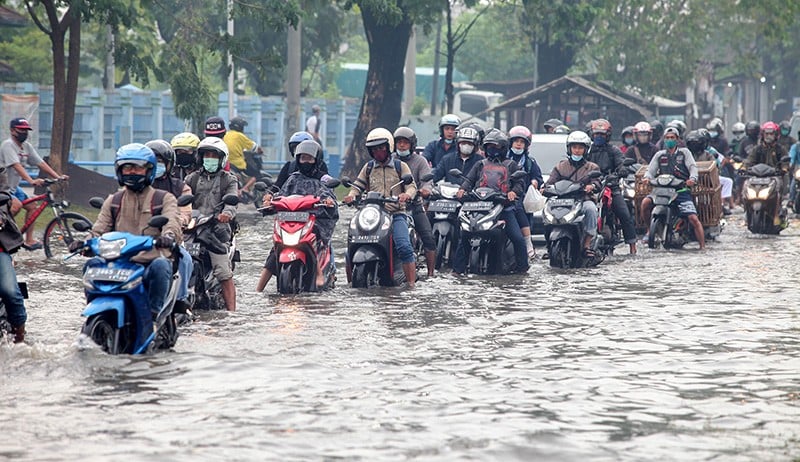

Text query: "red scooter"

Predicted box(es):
[261, 194, 337, 294]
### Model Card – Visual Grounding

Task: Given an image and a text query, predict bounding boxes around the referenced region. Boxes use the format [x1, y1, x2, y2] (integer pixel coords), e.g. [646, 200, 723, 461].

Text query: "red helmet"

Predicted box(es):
[761, 121, 779, 134]
[590, 118, 612, 137]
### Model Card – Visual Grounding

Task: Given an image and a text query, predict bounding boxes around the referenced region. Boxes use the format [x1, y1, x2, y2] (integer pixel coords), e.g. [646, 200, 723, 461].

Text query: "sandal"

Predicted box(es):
[22, 241, 43, 251]
[582, 247, 596, 258]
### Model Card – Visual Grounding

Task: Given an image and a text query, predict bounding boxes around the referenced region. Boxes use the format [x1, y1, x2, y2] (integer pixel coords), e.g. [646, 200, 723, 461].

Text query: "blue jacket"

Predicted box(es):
[507, 150, 544, 187]
[423, 138, 457, 168]
[432, 151, 483, 184]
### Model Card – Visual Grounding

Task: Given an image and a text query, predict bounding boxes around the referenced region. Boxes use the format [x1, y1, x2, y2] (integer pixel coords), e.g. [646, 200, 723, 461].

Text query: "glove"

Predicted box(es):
[68, 240, 85, 252]
[154, 235, 175, 249]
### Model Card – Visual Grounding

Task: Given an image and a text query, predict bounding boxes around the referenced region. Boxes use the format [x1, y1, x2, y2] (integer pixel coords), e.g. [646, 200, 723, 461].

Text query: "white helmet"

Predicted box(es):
[566, 130, 592, 153]
[197, 136, 229, 173]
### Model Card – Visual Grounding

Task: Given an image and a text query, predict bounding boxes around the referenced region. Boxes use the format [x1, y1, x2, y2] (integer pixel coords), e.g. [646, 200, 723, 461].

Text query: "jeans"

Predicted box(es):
[411, 203, 436, 252]
[0, 252, 27, 327]
[177, 246, 192, 301]
[581, 200, 598, 236]
[452, 208, 529, 273]
[392, 214, 415, 264]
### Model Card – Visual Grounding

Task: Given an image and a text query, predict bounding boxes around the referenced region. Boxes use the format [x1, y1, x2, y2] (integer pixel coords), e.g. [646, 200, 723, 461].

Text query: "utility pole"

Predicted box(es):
[227, 0, 235, 119]
[286, 18, 302, 153]
[430, 18, 442, 116]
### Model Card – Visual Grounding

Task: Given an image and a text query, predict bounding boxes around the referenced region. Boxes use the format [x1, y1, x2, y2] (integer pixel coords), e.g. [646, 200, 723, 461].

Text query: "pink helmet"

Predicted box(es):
[761, 121, 779, 133]
[633, 121, 652, 134]
[508, 125, 532, 146]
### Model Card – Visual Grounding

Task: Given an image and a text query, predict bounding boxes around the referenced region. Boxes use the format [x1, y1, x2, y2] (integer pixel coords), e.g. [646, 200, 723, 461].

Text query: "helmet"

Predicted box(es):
[115, 143, 157, 190]
[204, 116, 226, 137]
[438, 114, 461, 137]
[666, 120, 686, 137]
[294, 139, 322, 163]
[288, 131, 313, 157]
[621, 125, 634, 137]
[650, 120, 664, 141]
[508, 125, 532, 147]
[633, 121, 652, 134]
[553, 124, 571, 134]
[706, 117, 724, 134]
[745, 120, 760, 139]
[456, 127, 480, 146]
[590, 118, 612, 137]
[482, 128, 508, 158]
[780, 120, 792, 135]
[457, 121, 485, 146]
[566, 131, 592, 153]
[229, 116, 247, 132]
[145, 139, 175, 178]
[761, 121, 779, 133]
[685, 130, 708, 154]
[197, 136, 229, 173]
[170, 132, 200, 150]
[365, 127, 395, 154]
[393, 126, 418, 152]
[543, 118, 564, 132]
[731, 122, 746, 141]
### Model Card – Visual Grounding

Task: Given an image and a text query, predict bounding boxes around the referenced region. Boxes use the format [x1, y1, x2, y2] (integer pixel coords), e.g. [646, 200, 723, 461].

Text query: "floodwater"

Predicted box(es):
[1, 207, 799, 461]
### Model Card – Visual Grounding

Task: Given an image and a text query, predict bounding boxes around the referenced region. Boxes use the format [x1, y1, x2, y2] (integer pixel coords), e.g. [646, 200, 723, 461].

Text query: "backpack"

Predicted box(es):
[365, 159, 402, 178]
[478, 160, 509, 193]
[109, 189, 168, 230]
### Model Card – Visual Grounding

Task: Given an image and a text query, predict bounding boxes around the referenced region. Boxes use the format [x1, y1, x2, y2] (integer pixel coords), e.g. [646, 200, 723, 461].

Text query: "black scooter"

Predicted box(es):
[740, 163, 788, 235]
[427, 180, 462, 269]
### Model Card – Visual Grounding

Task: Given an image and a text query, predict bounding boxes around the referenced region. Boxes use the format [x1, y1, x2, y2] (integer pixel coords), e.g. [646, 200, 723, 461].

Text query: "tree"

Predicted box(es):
[442, 0, 485, 112]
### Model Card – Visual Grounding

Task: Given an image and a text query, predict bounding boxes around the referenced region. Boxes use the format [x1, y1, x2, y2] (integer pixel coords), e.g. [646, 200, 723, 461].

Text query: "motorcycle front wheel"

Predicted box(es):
[648, 217, 666, 249]
[549, 238, 572, 269]
[278, 261, 304, 294]
[352, 261, 378, 288]
[434, 233, 450, 270]
[82, 315, 123, 354]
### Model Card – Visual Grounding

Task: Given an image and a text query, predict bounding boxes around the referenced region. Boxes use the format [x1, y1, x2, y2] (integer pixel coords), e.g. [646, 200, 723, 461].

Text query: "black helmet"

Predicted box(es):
[229, 116, 247, 132]
[745, 120, 760, 139]
[685, 130, 708, 154]
[482, 128, 508, 158]
[621, 125, 634, 138]
[457, 121, 485, 146]
[543, 118, 564, 132]
[145, 139, 175, 178]
[650, 120, 664, 141]
[392, 126, 418, 152]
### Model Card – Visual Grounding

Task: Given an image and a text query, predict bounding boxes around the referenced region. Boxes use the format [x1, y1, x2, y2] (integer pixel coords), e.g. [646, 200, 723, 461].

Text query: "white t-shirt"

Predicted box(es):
[305, 114, 319, 135]
[0, 138, 43, 191]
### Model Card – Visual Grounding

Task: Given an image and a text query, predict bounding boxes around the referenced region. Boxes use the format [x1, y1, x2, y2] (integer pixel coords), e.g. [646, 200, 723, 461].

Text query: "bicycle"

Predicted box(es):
[18, 178, 93, 259]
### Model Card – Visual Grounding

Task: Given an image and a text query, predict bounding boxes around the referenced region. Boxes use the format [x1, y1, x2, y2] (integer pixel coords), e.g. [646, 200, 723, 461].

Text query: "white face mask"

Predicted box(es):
[510, 147, 525, 155]
[459, 144, 474, 155]
[396, 149, 411, 158]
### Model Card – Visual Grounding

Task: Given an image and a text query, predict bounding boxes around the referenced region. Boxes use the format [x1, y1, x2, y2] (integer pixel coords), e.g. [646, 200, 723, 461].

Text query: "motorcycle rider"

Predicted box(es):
[170, 132, 201, 180]
[0, 169, 27, 343]
[789, 130, 800, 209]
[586, 119, 637, 255]
[641, 127, 705, 250]
[744, 121, 787, 169]
[453, 128, 529, 275]
[424, 114, 461, 168]
[544, 131, 603, 258]
[729, 122, 746, 156]
[706, 118, 730, 155]
[778, 120, 796, 154]
[393, 127, 437, 278]
[343, 128, 418, 288]
[685, 130, 734, 214]
[275, 131, 329, 189]
[626, 121, 658, 164]
[184, 137, 239, 311]
[543, 118, 564, 134]
[737, 121, 761, 159]
[146, 139, 194, 313]
[256, 140, 338, 291]
[507, 125, 544, 258]
[71, 143, 181, 349]
[432, 126, 483, 185]
[224, 116, 264, 199]
[650, 120, 665, 147]
[620, 126, 635, 154]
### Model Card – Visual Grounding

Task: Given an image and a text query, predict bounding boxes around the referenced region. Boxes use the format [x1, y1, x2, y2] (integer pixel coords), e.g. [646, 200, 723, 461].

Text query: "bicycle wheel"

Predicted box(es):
[44, 212, 93, 259]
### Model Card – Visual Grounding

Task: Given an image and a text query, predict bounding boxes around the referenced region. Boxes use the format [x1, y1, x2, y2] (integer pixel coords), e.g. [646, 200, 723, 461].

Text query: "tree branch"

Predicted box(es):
[23, 0, 52, 36]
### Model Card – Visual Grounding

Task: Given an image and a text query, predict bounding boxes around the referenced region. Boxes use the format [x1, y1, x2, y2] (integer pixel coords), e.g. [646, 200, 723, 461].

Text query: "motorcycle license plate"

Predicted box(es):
[350, 235, 380, 244]
[749, 178, 771, 185]
[85, 267, 135, 282]
[186, 242, 202, 257]
[428, 200, 459, 213]
[461, 201, 493, 212]
[547, 199, 574, 207]
[277, 211, 310, 222]
[652, 187, 674, 197]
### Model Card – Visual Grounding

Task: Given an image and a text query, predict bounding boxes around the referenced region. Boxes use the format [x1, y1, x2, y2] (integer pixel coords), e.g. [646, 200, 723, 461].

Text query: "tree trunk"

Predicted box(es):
[444, 5, 454, 113]
[49, 25, 67, 174]
[536, 42, 574, 85]
[342, 6, 412, 177]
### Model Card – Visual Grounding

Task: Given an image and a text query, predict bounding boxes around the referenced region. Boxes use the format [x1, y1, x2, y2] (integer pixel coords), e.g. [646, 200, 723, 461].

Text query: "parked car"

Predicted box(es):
[528, 133, 569, 243]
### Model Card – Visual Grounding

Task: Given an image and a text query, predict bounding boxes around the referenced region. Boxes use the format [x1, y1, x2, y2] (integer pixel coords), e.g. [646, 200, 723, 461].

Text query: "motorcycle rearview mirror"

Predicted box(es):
[324, 178, 341, 189]
[587, 171, 603, 179]
[88, 197, 105, 209]
[623, 157, 636, 166]
[0, 192, 10, 206]
[148, 215, 169, 229]
[72, 221, 92, 232]
[253, 181, 271, 191]
[222, 194, 240, 206]
[401, 174, 414, 185]
[340, 176, 353, 188]
[420, 172, 434, 182]
[448, 168, 463, 178]
[176, 194, 195, 207]
[511, 170, 527, 180]
[733, 156, 743, 163]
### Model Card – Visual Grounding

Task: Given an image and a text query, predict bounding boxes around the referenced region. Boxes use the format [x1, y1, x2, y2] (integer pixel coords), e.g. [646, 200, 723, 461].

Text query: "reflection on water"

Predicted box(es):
[0, 210, 798, 461]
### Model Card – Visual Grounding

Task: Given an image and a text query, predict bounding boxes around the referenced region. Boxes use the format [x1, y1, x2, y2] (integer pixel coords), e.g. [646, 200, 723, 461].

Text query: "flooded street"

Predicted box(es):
[2, 207, 799, 461]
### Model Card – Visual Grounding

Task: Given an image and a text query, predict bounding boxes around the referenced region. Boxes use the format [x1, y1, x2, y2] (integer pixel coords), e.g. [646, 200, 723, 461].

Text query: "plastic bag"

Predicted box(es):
[523, 184, 545, 213]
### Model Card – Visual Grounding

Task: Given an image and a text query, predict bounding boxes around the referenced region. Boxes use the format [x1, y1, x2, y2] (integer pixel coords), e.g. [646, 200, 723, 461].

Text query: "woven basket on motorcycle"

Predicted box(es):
[691, 161, 722, 228]
[634, 165, 651, 230]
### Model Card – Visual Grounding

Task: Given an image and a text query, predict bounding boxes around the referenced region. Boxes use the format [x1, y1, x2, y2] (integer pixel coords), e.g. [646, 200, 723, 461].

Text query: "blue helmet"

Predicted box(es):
[115, 143, 157, 190]
[288, 131, 314, 157]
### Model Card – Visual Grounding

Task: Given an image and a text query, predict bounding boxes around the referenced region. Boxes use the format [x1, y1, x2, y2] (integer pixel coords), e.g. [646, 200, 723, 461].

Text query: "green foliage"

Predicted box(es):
[0, 26, 52, 84]
[410, 96, 427, 115]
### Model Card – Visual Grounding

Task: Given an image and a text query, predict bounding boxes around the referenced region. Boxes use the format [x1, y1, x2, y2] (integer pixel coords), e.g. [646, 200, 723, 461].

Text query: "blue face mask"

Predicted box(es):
[203, 158, 220, 173]
[570, 154, 584, 163]
[708, 130, 718, 138]
[592, 135, 606, 146]
[444, 138, 454, 144]
[623, 136, 634, 146]
[510, 147, 525, 156]
[155, 163, 167, 178]
[664, 139, 678, 149]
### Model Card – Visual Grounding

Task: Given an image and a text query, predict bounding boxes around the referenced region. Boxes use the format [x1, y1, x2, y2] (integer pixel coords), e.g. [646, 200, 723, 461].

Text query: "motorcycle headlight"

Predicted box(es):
[543, 207, 555, 224]
[357, 207, 381, 232]
[795, 169, 800, 181]
[757, 187, 772, 200]
[562, 207, 580, 223]
[744, 186, 757, 200]
[121, 276, 143, 291]
[98, 238, 126, 260]
[479, 220, 493, 231]
[624, 187, 635, 199]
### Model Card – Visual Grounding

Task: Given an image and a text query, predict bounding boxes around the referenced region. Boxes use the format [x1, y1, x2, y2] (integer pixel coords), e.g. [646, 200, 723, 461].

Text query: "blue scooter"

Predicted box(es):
[72, 215, 181, 355]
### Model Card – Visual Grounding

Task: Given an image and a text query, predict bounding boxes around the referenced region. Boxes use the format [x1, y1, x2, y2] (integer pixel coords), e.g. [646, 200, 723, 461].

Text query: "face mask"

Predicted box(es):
[570, 154, 584, 163]
[484, 146, 502, 159]
[664, 139, 678, 149]
[459, 144, 474, 155]
[396, 149, 411, 159]
[510, 147, 525, 156]
[121, 174, 147, 192]
[13, 131, 28, 143]
[298, 161, 316, 176]
[155, 163, 167, 178]
[781, 128, 790, 136]
[592, 135, 606, 146]
[444, 138, 454, 144]
[623, 136, 634, 146]
[708, 130, 718, 138]
[764, 134, 776, 143]
[203, 158, 220, 173]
